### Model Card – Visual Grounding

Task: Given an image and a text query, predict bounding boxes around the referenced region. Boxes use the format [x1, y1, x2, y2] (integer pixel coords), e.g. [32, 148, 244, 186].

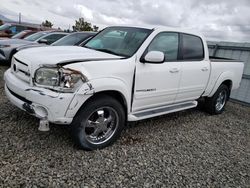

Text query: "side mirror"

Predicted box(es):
[38, 39, 48, 44]
[143, 51, 165, 63]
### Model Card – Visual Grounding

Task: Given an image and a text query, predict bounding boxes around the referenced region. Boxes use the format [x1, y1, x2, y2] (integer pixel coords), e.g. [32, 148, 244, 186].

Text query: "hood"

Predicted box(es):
[16, 43, 46, 51]
[14, 46, 123, 69]
[0, 38, 35, 45]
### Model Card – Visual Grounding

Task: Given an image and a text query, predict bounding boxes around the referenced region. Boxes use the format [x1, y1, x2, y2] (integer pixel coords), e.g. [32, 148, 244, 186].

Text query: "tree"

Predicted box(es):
[0, 19, 3, 26]
[72, 17, 98, 32]
[93, 25, 99, 32]
[42, 20, 53, 28]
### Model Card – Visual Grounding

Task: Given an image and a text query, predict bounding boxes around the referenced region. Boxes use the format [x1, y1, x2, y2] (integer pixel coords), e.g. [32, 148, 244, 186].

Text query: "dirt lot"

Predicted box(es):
[0, 65, 249, 187]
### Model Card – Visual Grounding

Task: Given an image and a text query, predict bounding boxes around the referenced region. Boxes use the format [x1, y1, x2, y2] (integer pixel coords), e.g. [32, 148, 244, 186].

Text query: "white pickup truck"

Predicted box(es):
[4, 26, 244, 150]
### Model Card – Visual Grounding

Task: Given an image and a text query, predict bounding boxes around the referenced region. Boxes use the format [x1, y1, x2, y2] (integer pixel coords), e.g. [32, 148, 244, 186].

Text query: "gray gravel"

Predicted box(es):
[0, 65, 250, 187]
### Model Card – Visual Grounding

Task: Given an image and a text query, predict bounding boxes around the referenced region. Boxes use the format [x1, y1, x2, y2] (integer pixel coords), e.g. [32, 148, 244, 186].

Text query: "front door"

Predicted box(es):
[133, 32, 182, 112]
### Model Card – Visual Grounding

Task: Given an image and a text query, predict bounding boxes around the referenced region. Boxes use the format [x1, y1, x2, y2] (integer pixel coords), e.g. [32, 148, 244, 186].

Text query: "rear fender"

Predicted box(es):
[208, 71, 234, 97]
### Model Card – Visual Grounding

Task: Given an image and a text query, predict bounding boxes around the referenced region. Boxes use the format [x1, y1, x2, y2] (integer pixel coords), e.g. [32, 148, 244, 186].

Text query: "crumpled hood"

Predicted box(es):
[14, 46, 123, 73]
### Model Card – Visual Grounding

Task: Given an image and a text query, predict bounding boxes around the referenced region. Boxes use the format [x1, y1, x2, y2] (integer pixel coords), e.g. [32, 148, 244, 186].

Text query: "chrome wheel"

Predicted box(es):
[84, 107, 119, 145]
[215, 90, 227, 111]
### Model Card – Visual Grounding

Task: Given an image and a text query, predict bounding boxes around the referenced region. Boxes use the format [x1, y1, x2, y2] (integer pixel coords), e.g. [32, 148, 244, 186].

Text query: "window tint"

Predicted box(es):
[42, 34, 67, 44]
[148, 32, 179, 61]
[182, 34, 204, 60]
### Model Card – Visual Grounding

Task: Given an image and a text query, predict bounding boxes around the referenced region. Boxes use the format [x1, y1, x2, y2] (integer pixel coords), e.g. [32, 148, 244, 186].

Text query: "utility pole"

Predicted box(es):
[18, 13, 21, 24]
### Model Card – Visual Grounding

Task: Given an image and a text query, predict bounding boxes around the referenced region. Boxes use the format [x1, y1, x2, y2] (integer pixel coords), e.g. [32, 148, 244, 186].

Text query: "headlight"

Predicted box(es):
[34, 67, 87, 92]
[35, 68, 59, 86]
[0, 44, 10, 48]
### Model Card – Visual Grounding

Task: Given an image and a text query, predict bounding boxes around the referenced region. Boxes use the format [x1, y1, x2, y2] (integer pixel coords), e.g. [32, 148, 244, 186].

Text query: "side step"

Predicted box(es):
[128, 101, 197, 121]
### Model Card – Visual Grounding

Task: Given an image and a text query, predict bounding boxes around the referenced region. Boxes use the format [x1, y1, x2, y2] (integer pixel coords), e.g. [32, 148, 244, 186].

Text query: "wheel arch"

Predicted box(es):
[89, 90, 128, 113]
[208, 71, 234, 97]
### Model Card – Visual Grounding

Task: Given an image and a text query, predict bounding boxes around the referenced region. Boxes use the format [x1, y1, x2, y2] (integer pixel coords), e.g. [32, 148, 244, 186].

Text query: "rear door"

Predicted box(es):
[133, 32, 182, 111]
[175, 34, 210, 102]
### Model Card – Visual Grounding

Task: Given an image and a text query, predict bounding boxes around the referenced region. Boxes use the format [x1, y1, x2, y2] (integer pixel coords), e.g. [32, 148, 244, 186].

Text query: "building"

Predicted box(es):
[208, 41, 250, 105]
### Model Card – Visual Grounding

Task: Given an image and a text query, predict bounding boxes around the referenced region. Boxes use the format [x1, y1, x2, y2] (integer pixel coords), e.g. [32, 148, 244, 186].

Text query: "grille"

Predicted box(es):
[12, 57, 30, 83]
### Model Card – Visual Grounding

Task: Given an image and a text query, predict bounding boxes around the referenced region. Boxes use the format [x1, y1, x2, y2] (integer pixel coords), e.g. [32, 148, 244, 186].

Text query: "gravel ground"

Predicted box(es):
[0, 65, 249, 187]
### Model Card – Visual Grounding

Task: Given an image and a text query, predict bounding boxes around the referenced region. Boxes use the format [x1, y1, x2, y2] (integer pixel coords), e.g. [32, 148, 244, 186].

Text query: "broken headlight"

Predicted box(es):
[34, 67, 87, 92]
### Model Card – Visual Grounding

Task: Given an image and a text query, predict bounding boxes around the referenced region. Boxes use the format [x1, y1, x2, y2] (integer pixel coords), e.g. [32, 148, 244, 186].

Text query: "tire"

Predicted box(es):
[71, 95, 125, 150]
[204, 84, 229, 115]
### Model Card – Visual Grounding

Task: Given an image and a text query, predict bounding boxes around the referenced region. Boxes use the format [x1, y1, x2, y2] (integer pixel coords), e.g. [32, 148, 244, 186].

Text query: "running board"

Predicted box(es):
[128, 101, 197, 121]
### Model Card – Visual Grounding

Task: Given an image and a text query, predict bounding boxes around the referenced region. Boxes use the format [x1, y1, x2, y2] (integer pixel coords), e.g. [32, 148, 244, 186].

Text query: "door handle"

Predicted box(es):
[201, 67, 208, 72]
[169, 68, 179, 73]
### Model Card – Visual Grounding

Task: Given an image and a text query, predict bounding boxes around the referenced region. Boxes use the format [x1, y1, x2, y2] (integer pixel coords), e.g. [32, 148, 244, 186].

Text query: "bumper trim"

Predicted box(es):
[6, 86, 32, 104]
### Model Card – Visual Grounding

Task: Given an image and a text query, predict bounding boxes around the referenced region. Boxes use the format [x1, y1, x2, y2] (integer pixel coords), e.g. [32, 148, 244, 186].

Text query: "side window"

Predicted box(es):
[148, 32, 179, 61]
[43, 34, 67, 44]
[182, 34, 204, 60]
[9, 26, 17, 34]
[16, 26, 26, 32]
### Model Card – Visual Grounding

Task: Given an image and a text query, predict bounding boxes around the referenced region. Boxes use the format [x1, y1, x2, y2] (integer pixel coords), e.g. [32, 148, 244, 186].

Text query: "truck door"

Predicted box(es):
[133, 32, 182, 112]
[175, 34, 210, 103]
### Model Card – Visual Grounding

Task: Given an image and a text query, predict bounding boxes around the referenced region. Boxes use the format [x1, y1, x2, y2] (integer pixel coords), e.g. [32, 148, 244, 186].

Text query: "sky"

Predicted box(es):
[1, 0, 250, 42]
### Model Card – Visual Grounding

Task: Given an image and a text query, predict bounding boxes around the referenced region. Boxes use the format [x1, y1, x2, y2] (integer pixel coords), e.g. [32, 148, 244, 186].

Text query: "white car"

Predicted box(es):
[4, 26, 244, 150]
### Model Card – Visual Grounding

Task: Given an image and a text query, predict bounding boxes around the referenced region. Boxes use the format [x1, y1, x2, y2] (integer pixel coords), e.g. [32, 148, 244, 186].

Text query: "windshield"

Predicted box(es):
[11, 31, 27, 39]
[24, 32, 47, 41]
[0, 24, 10, 31]
[84, 27, 152, 57]
[52, 33, 93, 46]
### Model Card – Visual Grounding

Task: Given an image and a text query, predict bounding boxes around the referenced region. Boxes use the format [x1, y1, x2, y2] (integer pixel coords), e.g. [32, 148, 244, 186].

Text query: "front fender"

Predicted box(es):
[66, 77, 131, 118]
[89, 77, 131, 111]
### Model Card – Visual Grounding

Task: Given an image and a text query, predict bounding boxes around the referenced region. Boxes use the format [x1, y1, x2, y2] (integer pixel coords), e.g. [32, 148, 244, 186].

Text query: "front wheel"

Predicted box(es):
[204, 84, 229, 115]
[71, 95, 125, 150]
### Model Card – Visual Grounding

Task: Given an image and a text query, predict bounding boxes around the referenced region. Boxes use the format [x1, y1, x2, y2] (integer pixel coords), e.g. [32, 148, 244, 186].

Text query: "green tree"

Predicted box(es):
[0, 19, 3, 26]
[72, 17, 98, 32]
[42, 20, 53, 28]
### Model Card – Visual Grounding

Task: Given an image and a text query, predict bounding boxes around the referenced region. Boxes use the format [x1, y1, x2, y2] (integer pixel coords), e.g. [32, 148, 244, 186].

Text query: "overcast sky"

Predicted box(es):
[1, 0, 250, 42]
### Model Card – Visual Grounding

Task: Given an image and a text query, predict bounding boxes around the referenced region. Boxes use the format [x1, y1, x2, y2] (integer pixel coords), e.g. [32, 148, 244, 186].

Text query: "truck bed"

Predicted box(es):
[209, 56, 242, 62]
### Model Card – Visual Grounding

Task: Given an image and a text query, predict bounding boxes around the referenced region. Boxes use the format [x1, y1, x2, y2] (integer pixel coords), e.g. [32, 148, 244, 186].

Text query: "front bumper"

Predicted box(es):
[4, 69, 76, 124]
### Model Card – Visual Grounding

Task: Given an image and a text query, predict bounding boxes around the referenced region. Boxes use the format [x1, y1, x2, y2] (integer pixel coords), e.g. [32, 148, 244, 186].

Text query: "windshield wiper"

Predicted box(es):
[95, 49, 128, 57]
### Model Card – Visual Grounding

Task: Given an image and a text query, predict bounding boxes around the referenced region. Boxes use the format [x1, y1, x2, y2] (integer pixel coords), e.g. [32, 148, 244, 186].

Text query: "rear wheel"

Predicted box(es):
[204, 84, 229, 115]
[71, 95, 125, 150]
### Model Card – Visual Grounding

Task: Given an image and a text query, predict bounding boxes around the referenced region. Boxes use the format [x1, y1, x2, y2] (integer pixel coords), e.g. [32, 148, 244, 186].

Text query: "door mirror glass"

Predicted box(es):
[38, 39, 48, 44]
[144, 51, 165, 63]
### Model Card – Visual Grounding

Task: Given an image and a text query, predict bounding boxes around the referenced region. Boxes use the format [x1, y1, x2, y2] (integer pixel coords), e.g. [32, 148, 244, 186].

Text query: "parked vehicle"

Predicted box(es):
[16, 31, 96, 52]
[0, 31, 68, 63]
[11, 30, 37, 39]
[52, 32, 96, 46]
[4, 26, 244, 150]
[0, 23, 40, 38]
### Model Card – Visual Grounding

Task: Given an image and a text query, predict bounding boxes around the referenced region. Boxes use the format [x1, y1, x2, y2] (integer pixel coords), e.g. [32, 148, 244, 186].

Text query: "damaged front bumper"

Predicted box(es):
[4, 69, 92, 124]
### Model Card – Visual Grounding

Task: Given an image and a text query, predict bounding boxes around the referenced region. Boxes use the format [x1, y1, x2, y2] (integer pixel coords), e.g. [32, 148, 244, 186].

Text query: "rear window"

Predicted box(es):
[182, 34, 204, 60]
